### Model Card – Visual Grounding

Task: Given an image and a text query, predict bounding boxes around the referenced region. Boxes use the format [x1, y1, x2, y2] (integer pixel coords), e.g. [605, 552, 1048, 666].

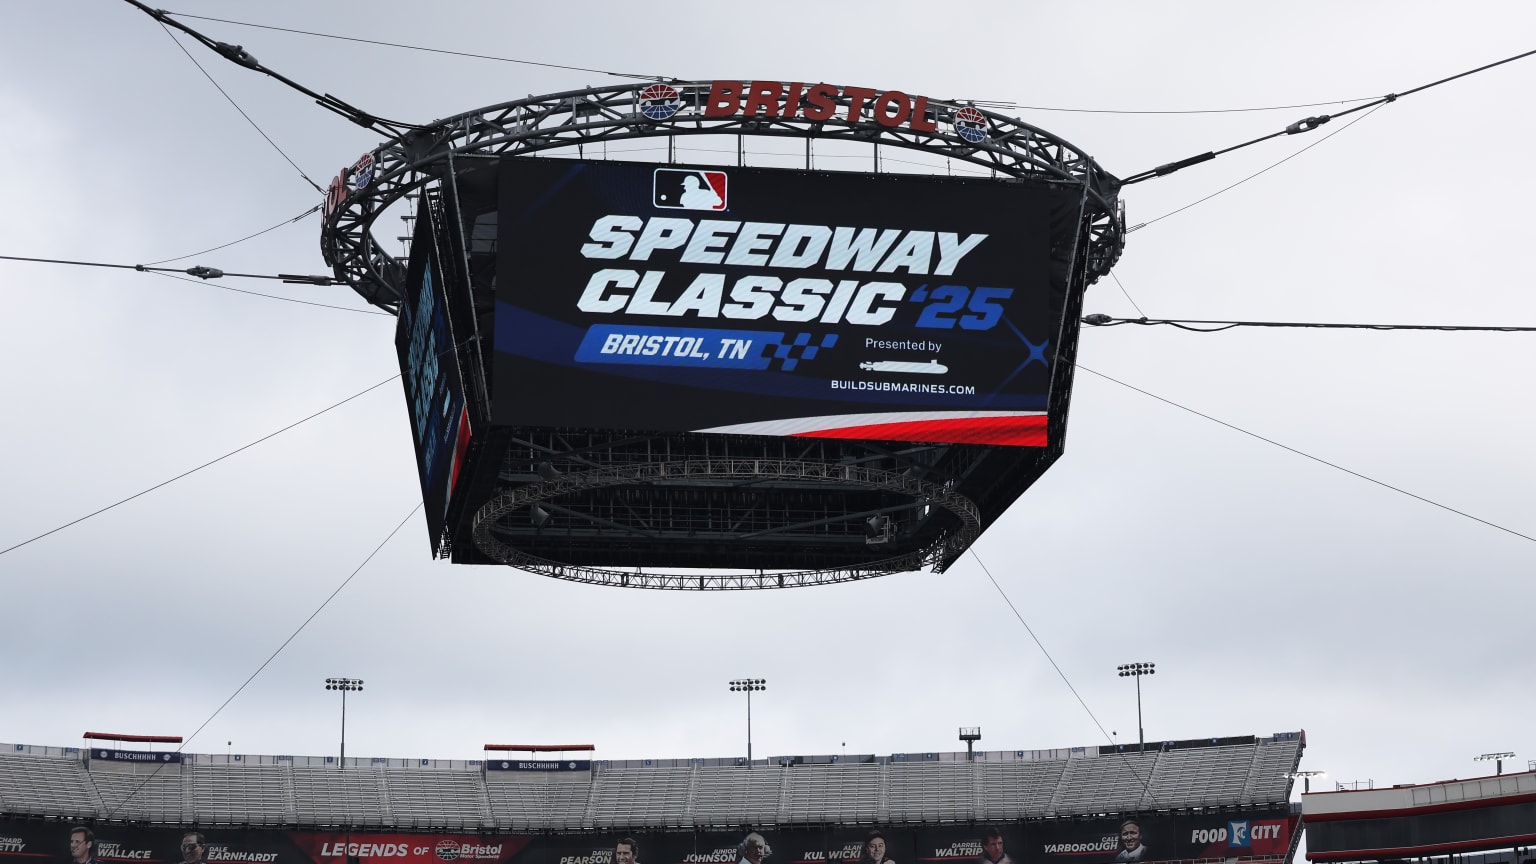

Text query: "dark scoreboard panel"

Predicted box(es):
[491, 158, 1083, 446]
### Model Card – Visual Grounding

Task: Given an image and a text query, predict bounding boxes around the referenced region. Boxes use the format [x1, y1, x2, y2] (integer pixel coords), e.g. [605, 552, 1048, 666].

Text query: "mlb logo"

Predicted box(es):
[1227, 821, 1250, 849]
[654, 168, 727, 211]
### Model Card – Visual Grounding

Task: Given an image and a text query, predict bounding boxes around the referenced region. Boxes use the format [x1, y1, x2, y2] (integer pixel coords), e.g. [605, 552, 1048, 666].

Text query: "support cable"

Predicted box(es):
[1121, 48, 1536, 185]
[122, 0, 423, 137]
[154, 22, 323, 193]
[144, 204, 319, 266]
[971, 97, 1377, 115]
[165, 11, 674, 82]
[1, 252, 347, 287]
[1127, 105, 1383, 232]
[1084, 314, 1536, 333]
[1074, 363, 1536, 546]
[144, 270, 392, 316]
[0, 374, 402, 560]
[99, 501, 421, 819]
[1109, 272, 1148, 319]
[968, 546, 1157, 799]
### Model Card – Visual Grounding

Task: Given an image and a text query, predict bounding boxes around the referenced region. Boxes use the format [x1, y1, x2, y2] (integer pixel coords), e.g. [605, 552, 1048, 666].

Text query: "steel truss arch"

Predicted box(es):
[470, 458, 982, 589]
[320, 80, 1126, 311]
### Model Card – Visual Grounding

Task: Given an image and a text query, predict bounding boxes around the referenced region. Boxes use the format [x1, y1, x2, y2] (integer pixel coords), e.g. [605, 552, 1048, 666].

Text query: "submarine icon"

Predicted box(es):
[858, 359, 949, 375]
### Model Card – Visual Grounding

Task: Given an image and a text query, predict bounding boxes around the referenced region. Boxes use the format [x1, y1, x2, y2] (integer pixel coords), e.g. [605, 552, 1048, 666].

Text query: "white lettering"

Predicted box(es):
[877, 230, 934, 273]
[680, 220, 740, 264]
[625, 271, 672, 316]
[826, 226, 902, 271]
[845, 281, 904, 325]
[721, 275, 781, 319]
[935, 232, 987, 275]
[725, 222, 786, 267]
[577, 268, 636, 313]
[770, 224, 832, 269]
[580, 215, 642, 259]
[773, 277, 833, 322]
[631, 217, 695, 261]
[668, 273, 724, 317]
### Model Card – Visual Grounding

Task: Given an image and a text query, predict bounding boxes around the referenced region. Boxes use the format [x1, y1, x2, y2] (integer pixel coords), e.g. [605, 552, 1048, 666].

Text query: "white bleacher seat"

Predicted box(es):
[88, 762, 183, 823]
[782, 763, 881, 824]
[888, 761, 971, 823]
[588, 765, 693, 828]
[382, 767, 489, 829]
[485, 770, 592, 831]
[290, 765, 389, 827]
[690, 765, 783, 827]
[189, 764, 288, 825]
[0, 752, 98, 819]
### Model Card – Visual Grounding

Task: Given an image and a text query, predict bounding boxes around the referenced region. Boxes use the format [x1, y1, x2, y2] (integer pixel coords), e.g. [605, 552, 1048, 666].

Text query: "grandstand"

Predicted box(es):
[0, 733, 1302, 829]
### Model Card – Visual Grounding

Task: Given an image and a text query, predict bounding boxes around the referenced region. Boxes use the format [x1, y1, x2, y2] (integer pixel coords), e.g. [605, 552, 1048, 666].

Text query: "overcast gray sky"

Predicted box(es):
[2, 0, 1533, 813]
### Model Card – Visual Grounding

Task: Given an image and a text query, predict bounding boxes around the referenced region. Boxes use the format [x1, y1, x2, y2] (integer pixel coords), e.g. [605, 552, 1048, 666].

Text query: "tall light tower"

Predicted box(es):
[729, 678, 766, 768]
[1286, 770, 1327, 793]
[324, 677, 363, 769]
[1475, 751, 1515, 775]
[1116, 662, 1155, 751]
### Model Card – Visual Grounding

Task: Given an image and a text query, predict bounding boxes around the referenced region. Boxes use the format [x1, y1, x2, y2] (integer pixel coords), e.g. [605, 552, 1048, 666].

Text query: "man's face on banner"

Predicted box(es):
[1120, 825, 1141, 852]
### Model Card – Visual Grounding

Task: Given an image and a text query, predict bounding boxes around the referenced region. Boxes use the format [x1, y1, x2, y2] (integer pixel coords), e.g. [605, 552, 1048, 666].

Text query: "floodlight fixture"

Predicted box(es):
[1116, 662, 1155, 751]
[1475, 751, 1516, 775]
[959, 727, 981, 762]
[323, 677, 364, 768]
[728, 678, 767, 768]
[1286, 770, 1326, 793]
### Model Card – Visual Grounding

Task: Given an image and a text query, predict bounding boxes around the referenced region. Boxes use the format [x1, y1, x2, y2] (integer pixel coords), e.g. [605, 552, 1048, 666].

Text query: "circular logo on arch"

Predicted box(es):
[954, 106, 988, 143]
[638, 83, 682, 121]
[435, 841, 462, 861]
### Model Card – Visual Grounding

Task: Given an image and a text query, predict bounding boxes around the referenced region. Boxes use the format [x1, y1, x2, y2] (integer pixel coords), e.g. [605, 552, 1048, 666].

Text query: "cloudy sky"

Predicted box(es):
[2, 0, 1533, 813]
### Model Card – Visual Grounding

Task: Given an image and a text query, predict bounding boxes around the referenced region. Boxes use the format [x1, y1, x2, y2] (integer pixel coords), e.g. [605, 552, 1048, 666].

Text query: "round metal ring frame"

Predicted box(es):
[320, 80, 1127, 589]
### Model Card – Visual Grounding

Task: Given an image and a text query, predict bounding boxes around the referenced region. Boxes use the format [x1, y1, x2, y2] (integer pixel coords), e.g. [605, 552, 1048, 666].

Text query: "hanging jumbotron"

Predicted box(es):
[319, 79, 1125, 589]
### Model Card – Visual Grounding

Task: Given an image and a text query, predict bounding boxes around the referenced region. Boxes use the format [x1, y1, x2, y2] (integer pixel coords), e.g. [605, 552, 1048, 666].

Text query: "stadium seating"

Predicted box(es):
[190, 764, 289, 825]
[0, 733, 1304, 829]
[290, 765, 388, 827]
[485, 768, 591, 831]
[88, 761, 184, 823]
[0, 751, 99, 820]
[586, 765, 693, 828]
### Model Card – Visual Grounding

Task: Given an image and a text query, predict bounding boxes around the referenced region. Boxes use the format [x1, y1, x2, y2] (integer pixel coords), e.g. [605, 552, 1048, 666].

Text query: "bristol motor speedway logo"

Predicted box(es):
[654, 168, 727, 211]
[433, 841, 503, 862]
[953, 106, 988, 143]
[638, 82, 682, 120]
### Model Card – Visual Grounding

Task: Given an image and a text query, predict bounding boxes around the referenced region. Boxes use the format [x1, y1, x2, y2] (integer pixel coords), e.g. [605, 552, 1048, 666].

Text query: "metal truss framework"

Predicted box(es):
[472, 459, 982, 590]
[320, 80, 1125, 311]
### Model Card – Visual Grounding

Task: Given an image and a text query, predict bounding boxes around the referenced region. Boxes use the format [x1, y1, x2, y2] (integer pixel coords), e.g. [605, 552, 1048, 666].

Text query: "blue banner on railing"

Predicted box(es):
[485, 759, 591, 772]
[91, 748, 181, 764]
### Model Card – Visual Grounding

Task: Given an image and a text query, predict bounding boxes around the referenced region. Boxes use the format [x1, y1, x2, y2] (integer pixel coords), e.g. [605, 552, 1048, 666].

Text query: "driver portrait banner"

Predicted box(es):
[491, 158, 1084, 446]
[0, 819, 1293, 864]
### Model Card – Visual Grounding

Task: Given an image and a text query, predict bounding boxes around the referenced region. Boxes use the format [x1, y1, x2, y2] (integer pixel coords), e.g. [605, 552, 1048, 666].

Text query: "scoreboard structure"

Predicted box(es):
[320, 80, 1126, 588]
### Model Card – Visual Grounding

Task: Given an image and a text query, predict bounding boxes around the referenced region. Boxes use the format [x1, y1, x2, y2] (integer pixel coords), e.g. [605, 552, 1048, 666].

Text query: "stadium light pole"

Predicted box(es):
[324, 677, 363, 769]
[1286, 770, 1326, 793]
[1117, 662, 1155, 751]
[729, 679, 766, 768]
[1475, 751, 1515, 775]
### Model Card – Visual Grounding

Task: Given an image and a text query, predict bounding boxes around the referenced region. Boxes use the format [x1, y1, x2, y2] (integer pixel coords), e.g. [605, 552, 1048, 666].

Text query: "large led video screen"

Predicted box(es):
[397, 196, 472, 555]
[491, 158, 1084, 446]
